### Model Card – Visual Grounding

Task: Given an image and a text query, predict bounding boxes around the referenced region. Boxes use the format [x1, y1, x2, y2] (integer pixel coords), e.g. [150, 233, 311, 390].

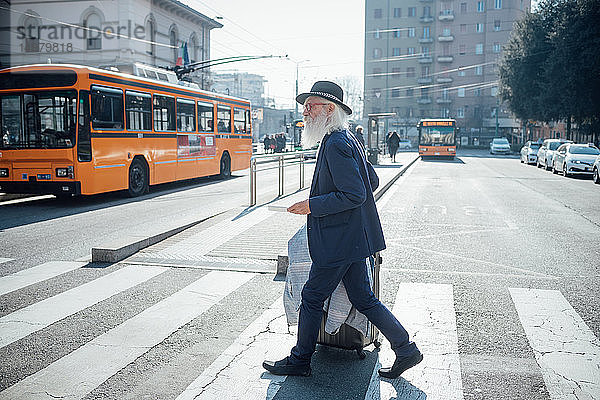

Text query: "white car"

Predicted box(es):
[398, 139, 412, 150]
[537, 138, 572, 170]
[593, 155, 600, 184]
[552, 143, 600, 177]
[520, 141, 541, 164]
[490, 138, 511, 155]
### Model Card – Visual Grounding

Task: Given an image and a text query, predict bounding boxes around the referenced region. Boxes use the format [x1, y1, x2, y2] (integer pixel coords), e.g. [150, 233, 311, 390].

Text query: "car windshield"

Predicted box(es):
[530, 143, 541, 148]
[493, 138, 509, 144]
[548, 142, 563, 150]
[1, 90, 77, 149]
[569, 146, 600, 155]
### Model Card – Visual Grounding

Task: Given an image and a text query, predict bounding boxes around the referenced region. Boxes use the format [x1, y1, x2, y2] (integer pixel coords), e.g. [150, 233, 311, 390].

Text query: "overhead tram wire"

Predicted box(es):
[170, 54, 288, 79]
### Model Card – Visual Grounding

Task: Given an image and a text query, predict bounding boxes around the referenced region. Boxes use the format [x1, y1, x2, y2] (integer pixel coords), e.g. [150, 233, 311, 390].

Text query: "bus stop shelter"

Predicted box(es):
[367, 112, 396, 165]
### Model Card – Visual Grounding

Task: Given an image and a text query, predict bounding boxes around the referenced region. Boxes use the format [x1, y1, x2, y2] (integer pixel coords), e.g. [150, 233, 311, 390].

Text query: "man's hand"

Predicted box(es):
[287, 199, 311, 215]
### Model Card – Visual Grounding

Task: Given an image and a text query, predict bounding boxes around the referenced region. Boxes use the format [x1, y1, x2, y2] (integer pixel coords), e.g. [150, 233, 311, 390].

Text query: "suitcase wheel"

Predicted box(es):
[356, 348, 367, 359]
[373, 339, 382, 349]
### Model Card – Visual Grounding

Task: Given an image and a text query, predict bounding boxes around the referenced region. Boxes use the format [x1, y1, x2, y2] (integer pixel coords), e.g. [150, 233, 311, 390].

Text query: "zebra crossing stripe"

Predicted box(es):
[0, 261, 87, 296]
[0, 264, 168, 348]
[0, 270, 254, 400]
[365, 283, 464, 400]
[509, 288, 600, 400]
[176, 298, 295, 400]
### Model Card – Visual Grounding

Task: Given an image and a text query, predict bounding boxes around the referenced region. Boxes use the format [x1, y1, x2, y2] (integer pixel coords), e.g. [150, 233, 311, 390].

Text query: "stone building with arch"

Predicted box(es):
[0, 0, 222, 88]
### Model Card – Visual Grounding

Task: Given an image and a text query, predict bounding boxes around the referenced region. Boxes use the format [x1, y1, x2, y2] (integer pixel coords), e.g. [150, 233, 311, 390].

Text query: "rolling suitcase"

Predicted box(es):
[316, 253, 382, 359]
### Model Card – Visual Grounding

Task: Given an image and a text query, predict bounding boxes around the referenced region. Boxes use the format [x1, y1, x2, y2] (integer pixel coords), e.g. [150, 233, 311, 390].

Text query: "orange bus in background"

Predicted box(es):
[0, 64, 252, 197]
[417, 118, 457, 159]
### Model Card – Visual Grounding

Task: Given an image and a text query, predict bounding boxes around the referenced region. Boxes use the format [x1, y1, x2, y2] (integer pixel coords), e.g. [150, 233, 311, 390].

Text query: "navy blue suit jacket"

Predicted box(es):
[307, 129, 386, 266]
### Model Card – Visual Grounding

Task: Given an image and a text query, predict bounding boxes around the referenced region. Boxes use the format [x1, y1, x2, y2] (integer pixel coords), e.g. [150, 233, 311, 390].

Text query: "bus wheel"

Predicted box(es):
[128, 158, 148, 197]
[219, 153, 231, 179]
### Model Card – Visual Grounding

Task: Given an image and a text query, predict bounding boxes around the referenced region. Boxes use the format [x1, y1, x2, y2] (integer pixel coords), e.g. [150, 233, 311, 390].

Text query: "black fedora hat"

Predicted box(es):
[296, 81, 352, 115]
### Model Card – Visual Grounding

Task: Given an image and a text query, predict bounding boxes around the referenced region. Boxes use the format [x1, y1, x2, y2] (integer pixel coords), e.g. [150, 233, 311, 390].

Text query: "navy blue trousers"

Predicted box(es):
[290, 258, 417, 365]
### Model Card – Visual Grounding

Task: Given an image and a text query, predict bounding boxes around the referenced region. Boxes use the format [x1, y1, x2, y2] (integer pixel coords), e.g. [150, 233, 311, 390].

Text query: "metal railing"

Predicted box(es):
[249, 150, 317, 206]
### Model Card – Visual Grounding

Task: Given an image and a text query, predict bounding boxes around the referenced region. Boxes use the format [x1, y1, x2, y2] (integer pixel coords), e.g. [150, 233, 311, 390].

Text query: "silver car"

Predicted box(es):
[537, 138, 572, 170]
[490, 137, 511, 154]
[593, 155, 600, 184]
[552, 143, 600, 177]
[520, 141, 541, 165]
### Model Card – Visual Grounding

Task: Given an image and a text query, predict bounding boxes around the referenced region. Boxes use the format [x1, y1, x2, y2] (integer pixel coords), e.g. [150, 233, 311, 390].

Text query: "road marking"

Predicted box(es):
[176, 298, 295, 400]
[0, 261, 87, 296]
[0, 258, 13, 264]
[509, 288, 600, 400]
[387, 225, 518, 241]
[422, 204, 447, 215]
[0, 265, 168, 348]
[365, 283, 464, 400]
[0, 270, 254, 400]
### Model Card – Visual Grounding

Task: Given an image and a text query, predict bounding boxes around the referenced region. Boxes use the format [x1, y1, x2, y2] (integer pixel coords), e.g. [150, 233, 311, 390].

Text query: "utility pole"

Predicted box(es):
[495, 95, 499, 137]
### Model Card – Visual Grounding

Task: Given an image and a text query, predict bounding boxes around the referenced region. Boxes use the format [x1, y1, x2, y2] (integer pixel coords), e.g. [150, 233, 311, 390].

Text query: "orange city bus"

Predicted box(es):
[0, 64, 252, 197]
[417, 118, 457, 159]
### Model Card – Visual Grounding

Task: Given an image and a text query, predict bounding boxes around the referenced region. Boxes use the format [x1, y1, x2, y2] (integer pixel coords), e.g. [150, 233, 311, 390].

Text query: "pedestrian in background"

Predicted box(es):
[388, 130, 400, 162]
[354, 125, 365, 148]
[263, 135, 270, 154]
[262, 80, 422, 378]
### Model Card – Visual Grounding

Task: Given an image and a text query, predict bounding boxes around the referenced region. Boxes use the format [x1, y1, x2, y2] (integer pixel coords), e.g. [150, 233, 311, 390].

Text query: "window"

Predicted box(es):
[374, 29, 381, 39]
[125, 91, 151, 131]
[460, 2, 467, 12]
[476, 23, 484, 33]
[406, 88, 414, 97]
[177, 99, 196, 132]
[494, 20, 501, 31]
[421, 87, 429, 97]
[169, 29, 178, 63]
[374, 8, 383, 18]
[475, 66, 483, 75]
[393, 29, 402, 38]
[407, 47, 415, 55]
[393, 47, 401, 57]
[423, 6, 431, 16]
[491, 86, 498, 96]
[394, 7, 402, 17]
[197, 102, 214, 132]
[407, 67, 415, 77]
[442, 43, 450, 55]
[493, 42, 501, 53]
[495, 0, 502, 8]
[23, 17, 40, 52]
[457, 108, 464, 118]
[392, 67, 401, 78]
[391, 88, 400, 98]
[457, 88, 465, 97]
[477, 1, 485, 11]
[474, 88, 482, 96]
[408, 27, 415, 37]
[476, 43, 484, 54]
[408, 7, 416, 16]
[421, 66, 430, 77]
[217, 106, 231, 133]
[153, 95, 175, 131]
[458, 69, 466, 76]
[459, 44, 466, 55]
[85, 13, 102, 50]
[443, 28, 451, 37]
[460, 24, 467, 33]
[423, 26, 430, 38]
[373, 48, 382, 58]
[422, 46, 430, 56]
[91, 86, 123, 129]
[233, 108, 246, 133]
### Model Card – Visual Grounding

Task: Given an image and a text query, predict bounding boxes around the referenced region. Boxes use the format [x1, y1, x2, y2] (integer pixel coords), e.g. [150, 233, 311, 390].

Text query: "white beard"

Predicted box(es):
[301, 109, 329, 149]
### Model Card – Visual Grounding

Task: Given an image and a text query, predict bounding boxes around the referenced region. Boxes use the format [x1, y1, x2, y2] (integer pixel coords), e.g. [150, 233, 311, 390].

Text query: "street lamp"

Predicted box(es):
[292, 58, 310, 119]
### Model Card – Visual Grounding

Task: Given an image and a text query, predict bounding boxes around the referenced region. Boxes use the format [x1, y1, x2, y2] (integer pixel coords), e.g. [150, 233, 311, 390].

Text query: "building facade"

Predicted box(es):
[0, 0, 222, 88]
[364, 0, 529, 146]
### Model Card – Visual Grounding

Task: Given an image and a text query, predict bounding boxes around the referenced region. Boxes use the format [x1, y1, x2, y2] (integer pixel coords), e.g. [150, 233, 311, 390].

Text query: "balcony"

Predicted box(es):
[437, 55, 454, 63]
[417, 77, 433, 84]
[417, 97, 432, 104]
[418, 37, 434, 43]
[418, 56, 433, 63]
[419, 16, 434, 23]
[436, 97, 452, 104]
[438, 11, 455, 21]
[438, 35, 454, 42]
[436, 77, 453, 83]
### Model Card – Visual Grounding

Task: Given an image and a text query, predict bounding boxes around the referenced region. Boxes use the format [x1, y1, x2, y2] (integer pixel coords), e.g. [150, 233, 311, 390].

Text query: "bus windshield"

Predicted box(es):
[1, 90, 77, 149]
[420, 126, 455, 146]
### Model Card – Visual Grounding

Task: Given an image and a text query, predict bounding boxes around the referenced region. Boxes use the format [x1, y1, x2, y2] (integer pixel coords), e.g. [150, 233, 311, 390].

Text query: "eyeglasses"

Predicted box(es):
[303, 102, 329, 112]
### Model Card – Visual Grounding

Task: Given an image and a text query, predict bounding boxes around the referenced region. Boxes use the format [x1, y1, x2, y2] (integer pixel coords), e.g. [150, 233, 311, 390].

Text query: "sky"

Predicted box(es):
[182, 0, 366, 109]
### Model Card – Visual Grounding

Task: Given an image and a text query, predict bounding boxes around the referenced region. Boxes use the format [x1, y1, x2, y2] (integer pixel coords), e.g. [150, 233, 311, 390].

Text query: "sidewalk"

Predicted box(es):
[122, 151, 419, 273]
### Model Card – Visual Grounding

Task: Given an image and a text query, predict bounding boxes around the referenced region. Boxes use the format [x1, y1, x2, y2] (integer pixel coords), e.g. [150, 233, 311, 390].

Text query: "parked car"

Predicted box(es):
[520, 141, 541, 164]
[398, 139, 412, 150]
[537, 138, 572, 170]
[552, 143, 600, 177]
[490, 137, 511, 154]
[593, 155, 600, 184]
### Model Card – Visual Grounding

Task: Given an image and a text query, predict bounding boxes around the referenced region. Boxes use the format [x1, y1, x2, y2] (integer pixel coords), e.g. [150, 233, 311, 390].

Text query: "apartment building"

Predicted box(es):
[364, 0, 529, 145]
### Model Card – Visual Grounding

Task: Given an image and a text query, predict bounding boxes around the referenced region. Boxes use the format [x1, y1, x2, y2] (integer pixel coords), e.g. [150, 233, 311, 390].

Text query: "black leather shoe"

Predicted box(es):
[262, 356, 311, 377]
[378, 350, 423, 379]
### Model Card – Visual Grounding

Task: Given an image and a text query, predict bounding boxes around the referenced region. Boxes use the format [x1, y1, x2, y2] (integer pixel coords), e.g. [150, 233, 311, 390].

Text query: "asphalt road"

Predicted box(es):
[0, 149, 598, 400]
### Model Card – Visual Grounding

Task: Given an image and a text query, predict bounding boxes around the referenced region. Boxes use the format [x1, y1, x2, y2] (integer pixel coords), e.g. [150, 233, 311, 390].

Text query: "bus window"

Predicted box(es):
[1, 95, 22, 148]
[77, 90, 91, 161]
[245, 109, 251, 135]
[217, 106, 231, 133]
[125, 91, 151, 131]
[176, 98, 196, 132]
[153, 95, 175, 131]
[197, 102, 214, 132]
[233, 108, 246, 133]
[91, 86, 123, 130]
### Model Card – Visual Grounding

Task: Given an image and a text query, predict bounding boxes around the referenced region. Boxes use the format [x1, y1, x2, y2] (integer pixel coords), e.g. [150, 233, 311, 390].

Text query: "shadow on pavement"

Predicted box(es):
[421, 156, 465, 164]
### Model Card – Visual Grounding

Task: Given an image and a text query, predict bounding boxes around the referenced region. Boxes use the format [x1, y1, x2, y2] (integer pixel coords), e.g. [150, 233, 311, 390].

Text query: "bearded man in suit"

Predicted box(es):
[263, 81, 422, 378]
